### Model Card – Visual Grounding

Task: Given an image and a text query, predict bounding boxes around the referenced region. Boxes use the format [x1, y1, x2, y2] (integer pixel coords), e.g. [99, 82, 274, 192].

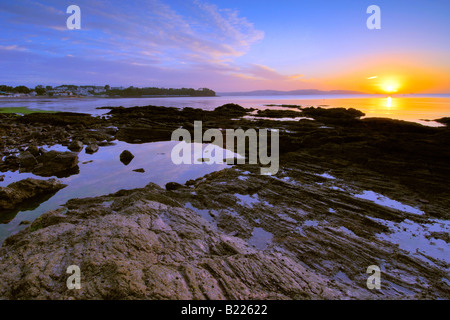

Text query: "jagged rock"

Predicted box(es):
[85, 144, 99, 154]
[83, 131, 111, 142]
[104, 126, 118, 135]
[3, 155, 19, 167]
[68, 140, 83, 152]
[26, 145, 40, 157]
[18, 151, 38, 169]
[165, 182, 184, 191]
[0, 178, 66, 211]
[214, 103, 248, 116]
[32, 151, 79, 177]
[435, 117, 450, 126]
[255, 109, 302, 118]
[19, 112, 103, 127]
[216, 211, 253, 239]
[120, 150, 134, 165]
[0, 184, 341, 300]
[301, 107, 365, 124]
[82, 137, 97, 145]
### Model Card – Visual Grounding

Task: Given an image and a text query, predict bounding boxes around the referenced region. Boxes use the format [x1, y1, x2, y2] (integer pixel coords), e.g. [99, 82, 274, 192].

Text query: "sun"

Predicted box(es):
[366, 75, 403, 94]
[380, 80, 400, 94]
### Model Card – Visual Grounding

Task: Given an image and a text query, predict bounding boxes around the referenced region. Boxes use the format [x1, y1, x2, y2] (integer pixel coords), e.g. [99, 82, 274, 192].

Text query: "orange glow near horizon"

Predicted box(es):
[331, 71, 438, 94]
[225, 53, 450, 94]
[318, 53, 450, 94]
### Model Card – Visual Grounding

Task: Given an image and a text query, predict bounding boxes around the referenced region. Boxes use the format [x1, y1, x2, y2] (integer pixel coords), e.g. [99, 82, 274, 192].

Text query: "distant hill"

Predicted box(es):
[218, 89, 365, 96]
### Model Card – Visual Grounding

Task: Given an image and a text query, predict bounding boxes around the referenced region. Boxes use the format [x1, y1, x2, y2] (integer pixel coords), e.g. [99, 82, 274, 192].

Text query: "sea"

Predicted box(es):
[1, 94, 450, 126]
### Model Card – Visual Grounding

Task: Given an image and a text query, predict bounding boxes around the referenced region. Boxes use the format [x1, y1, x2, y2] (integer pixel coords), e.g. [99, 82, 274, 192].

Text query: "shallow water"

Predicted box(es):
[0, 141, 236, 244]
[248, 227, 273, 250]
[234, 193, 260, 208]
[184, 202, 216, 226]
[1, 94, 449, 125]
[353, 190, 425, 215]
[370, 217, 450, 265]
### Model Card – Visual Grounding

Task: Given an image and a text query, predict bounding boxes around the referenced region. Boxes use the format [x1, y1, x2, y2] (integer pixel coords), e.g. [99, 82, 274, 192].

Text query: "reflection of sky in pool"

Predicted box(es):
[353, 190, 424, 215]
[248, 227, 273, 250]
[370, 217, 450, 264]
[0, 140, 237, 244]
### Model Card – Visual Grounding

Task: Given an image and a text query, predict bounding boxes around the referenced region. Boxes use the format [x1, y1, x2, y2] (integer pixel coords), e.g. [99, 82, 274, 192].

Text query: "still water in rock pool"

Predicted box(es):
[0, 140, 238, 244]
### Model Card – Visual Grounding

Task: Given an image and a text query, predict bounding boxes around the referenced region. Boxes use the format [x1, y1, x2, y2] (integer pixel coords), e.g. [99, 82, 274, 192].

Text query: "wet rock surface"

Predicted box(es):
[32, 151, 79, 177]
[68, 140, 83, 152]
[0, 184, 341, 300]
[0, 104, 449, 299]
[85, 144, 99, 154]
[0, 178, 66, 222]
[165, 182, 185, 191]
[17, 151, 38, 169]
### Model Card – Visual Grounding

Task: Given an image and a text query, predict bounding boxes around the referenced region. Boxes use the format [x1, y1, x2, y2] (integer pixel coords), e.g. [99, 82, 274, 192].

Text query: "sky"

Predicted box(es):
[0, 0, 449, 93]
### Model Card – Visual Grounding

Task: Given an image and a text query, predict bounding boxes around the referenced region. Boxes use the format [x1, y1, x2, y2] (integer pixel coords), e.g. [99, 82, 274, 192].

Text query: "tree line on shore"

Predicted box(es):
[109, 86, 216, 97]
[0, 85, 216, 97]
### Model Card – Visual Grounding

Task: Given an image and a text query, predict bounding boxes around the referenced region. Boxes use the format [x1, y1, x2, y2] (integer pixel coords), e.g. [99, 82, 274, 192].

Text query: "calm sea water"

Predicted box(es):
[1, 94, 450, 126]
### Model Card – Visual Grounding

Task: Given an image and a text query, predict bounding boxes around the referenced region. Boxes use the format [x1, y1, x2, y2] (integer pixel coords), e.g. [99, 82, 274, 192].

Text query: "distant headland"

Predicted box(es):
[218, 89, 365, 96]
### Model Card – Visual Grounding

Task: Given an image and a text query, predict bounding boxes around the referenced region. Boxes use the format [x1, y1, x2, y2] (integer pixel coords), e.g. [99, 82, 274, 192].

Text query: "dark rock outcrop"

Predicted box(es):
[435, 117, 450, 126]
[300, 107, 365, 124]
[119, 150, 134, 165]
[165, 182, 184, 191]
[68, 140, 83, 152]
[26, 145, 40, 157]
[85, 144, 99, 154]
[214, 103, 248, 116]
[18, 151, 38, 169]
[0, 178, 66, 211]
[19, 112, 102, 127]
[255, 109, 303, 118]
[32, 151, 79, 177]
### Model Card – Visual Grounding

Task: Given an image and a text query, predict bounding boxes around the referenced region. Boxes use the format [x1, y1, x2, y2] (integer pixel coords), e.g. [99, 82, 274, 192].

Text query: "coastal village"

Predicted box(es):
[0, 85, 215, 98]
[0, 85, 121, 98]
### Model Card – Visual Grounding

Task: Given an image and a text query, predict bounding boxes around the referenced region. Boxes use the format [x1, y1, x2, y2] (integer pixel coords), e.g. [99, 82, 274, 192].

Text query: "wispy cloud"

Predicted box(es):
[0, 0, 305, 89]
[1, 0, 263, 61]
[238, 64, 304, 82]
[0, 44, 29, 52]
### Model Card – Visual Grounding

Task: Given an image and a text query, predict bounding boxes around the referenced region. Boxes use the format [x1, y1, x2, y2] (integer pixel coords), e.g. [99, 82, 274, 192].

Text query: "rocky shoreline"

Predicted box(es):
[0, 104, 449, 299]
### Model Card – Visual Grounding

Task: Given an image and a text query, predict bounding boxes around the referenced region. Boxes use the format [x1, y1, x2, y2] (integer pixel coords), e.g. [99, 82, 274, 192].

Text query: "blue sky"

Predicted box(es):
[1, 0, 449, 92]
